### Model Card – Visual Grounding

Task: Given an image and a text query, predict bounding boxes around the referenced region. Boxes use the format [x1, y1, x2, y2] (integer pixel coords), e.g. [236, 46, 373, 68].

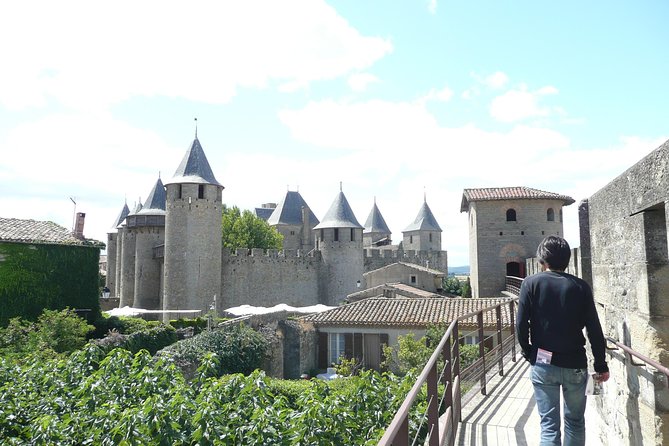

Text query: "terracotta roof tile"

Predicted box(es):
[460, 187, 575, 212]
[302, 297, 514, 329]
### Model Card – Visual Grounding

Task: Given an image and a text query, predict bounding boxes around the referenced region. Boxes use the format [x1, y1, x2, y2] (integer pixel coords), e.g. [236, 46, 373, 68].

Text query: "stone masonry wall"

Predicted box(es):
[585, 139, 669, 445]
[363, 248, 448, 274]
[219, 248, 322, 310]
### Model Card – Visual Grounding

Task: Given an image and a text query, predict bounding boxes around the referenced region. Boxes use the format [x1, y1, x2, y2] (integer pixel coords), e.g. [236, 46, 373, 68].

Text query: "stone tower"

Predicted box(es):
[402, 197, 442, 251]
[460, 186, 574, 298]
[118, 201, 142, 308]
[163, 137, 223, 315]
[267, 190, 320, 251]
[363, 198, 392, 247]
[127, 177, 166, 310]
[106, 202, 129, 298]
[314, 187, 364, 306]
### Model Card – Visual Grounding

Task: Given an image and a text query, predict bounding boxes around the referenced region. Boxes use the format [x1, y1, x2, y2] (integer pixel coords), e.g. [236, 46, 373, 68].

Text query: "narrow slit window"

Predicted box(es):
[547, 208, 555, 221]
[334, 228, 339, 242]
[198, 185, 205, 199]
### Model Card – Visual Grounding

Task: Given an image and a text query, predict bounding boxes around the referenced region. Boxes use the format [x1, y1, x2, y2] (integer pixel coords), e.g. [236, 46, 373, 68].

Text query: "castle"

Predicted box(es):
[106, 135, 448, 315]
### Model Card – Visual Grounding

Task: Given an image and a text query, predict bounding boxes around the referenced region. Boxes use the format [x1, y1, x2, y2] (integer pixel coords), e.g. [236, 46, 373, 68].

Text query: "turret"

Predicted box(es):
[267, 190, 319, 251]
[118, 201, 142, 307]
[313, 186, 364, 305]
[402, 196, 442, 251]
[163, 136, 223, 317]
[363, 198, 392, 247]
[106, 202, 129, 298]
[127, 177, 166, 310]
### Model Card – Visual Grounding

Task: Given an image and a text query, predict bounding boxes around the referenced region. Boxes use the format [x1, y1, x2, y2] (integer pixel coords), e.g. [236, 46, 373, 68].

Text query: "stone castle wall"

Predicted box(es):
[363, 248, 448, 274]
[583, 140, 669, 445]
[219, 248, 323, 310]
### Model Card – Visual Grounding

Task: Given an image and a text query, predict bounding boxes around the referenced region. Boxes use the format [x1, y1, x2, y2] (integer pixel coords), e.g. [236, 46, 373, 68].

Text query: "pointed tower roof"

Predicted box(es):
[363, 199, 391, 235]
[110, 202, 130, 231]
[164, 137, 222, 187]
[134, 178, 166, 216]
[313, 191, 363, 230]
[267, 190, 320, 226]
[403, 199, 442, 232]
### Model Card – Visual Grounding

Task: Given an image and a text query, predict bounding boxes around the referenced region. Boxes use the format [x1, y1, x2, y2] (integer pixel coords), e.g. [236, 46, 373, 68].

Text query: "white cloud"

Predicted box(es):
[0, 1, 393, 110]
[427, 0, 438, 15]
[489, 84, 559, 122]
[484, 72, 510, 89]
[348, 73, 380, 92]
[422, 86, 454, 103]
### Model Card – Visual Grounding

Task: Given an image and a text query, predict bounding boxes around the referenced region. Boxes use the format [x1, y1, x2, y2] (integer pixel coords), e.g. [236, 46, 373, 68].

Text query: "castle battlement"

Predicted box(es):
[222, 247, 322, 261]
[363, 248, 445, 259]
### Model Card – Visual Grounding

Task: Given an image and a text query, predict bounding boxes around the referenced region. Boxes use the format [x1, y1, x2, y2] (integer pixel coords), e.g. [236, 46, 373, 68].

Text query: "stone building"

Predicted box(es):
[402, 197, 442, 252]
[363, 199, 392, 247]
[580, 139, 669, 445]
[460, 187, 574, 298]
[107, 134, 450, 315]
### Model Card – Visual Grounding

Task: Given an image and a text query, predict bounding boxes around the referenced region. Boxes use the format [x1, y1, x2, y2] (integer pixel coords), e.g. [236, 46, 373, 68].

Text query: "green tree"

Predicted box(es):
[443, 277, 462, 295]
[221, 205, 283, 250]
[461, 277, 472, 298]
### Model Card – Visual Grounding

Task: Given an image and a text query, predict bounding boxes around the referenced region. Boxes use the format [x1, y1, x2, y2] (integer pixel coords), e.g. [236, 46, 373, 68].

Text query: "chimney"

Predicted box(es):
[74, 212, 86, 239]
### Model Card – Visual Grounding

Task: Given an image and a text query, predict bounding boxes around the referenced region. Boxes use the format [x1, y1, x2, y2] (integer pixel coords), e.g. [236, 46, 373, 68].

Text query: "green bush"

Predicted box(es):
[95, 324, 178, 355]
[0, 308, 93, 359]
[0, 345, 416, 445]
[92, 315, 160, 339]
[158, 323, 268, 378]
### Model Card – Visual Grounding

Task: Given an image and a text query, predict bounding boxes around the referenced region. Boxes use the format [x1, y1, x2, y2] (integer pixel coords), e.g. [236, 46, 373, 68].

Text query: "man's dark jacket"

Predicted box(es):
[516, 270, 609, 373]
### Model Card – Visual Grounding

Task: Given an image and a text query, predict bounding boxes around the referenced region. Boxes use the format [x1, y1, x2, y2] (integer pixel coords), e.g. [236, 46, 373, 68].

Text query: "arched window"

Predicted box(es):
[506, 209, 516, 222]
[547, 208, 555, 222]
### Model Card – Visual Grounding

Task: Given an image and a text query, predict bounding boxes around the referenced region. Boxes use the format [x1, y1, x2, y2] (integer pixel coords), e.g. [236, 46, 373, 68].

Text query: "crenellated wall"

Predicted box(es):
[219, 248, 323, 310]
[363, 248, 448, 274]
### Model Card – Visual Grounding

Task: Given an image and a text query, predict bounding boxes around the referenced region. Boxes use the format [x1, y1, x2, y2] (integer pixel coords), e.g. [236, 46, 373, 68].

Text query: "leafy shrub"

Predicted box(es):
[158, 323, 268, 378]
[95, 325, 177, 355]
[91, 315, 160, 339]
[0, 308, 93, 359]
[0, 345, 416, 445]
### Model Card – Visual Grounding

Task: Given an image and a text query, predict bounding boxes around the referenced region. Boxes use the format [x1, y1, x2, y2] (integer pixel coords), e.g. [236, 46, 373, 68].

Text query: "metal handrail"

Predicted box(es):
[606, 337, 669, 378]
[378, 298, 518, 446]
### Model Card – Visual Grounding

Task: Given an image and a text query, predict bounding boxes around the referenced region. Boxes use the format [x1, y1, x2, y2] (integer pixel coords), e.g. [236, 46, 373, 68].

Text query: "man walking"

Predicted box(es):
[516, 236, 609, 445]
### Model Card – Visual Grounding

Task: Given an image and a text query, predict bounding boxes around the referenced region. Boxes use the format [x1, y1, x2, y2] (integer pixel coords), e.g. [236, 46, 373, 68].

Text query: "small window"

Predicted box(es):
[410, 275, 417, 284]
[506, 209, 516, 222]
[560, 209, 563, 222]
[410, 235, 413, 244]
[429, 233, 432, 242]
[521, 231, 525, 235]
[290, 231, 295, 236]
[350, 228, 355, 241]
[542, 230, 545, 235]
[547, 208, 555, 222]
[499, 231, 503, 236]
[198, 184, 205, 199]
[320, 229, 324, 241]
[177, 184, 182, 199]
[334, 228, 339, 242]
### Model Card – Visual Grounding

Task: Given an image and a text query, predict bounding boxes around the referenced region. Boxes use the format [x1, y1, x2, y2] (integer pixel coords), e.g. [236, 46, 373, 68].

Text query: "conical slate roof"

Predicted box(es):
[110, 203, 130, 231]
[164, 137, 222, 186]
[135, 178, 166, 216]
[403, 200, 442, 232]
[267, 191, 320, 226]
[313, 191, 363, 229]
[363, 200, 391, 235]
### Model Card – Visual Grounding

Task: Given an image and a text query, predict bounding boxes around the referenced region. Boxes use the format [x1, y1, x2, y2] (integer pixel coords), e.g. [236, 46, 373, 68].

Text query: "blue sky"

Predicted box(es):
[1, 0, 667, 267]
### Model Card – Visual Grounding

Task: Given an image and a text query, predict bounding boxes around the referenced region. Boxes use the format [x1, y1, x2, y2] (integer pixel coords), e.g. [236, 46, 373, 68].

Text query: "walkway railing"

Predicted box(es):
[505, 276, 523, 296]
[606, 337, 669, 378]
[378, 298, 518, 446]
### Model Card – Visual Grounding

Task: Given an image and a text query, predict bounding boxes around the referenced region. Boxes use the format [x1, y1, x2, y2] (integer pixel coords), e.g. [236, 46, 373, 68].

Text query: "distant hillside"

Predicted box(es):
[449, 265, 470, 275]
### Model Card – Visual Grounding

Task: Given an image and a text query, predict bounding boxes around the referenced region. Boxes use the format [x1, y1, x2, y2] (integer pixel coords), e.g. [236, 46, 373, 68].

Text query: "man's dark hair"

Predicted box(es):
[536, 235, 571, 271]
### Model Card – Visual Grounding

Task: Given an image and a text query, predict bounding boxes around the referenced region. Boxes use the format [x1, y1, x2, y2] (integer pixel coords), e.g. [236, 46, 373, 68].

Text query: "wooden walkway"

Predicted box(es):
[456, 358, 604, 445]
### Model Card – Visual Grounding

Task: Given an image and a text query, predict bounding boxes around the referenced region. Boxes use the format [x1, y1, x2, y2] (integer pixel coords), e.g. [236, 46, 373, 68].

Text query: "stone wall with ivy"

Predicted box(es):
[0, 242, 101, 326]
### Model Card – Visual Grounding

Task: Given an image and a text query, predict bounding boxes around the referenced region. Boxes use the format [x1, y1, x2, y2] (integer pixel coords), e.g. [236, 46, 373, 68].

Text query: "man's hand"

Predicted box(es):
[595, 372, 610, 383]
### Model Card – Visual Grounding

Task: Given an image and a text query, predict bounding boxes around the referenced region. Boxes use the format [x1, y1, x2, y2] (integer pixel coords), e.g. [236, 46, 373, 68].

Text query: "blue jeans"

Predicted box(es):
[530, 363, 588, 446]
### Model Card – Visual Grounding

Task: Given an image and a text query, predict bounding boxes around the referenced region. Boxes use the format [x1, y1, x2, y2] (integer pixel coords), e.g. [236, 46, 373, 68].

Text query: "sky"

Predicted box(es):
[1, 1, 667, 267]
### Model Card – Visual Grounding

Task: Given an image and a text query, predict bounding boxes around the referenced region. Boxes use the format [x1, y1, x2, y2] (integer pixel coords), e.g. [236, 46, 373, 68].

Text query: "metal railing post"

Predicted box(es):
[427, 363, 440, 446]
[478, 311, 486, 395]
[443, 333, 453, 445]
[496, 305, 504, 376]
[510, 300, 517, 362]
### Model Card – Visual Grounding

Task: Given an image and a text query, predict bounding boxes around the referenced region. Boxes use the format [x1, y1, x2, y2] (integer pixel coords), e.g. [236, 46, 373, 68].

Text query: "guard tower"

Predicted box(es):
[402, 197, 442, 251]
[163, 136, 224, 316]
[363, 198, 392, 247]
[460, 186, 574, 298]
[267, 190, 319, 251]
[106, 202, 129, 298]
[314, 187, 364, 306]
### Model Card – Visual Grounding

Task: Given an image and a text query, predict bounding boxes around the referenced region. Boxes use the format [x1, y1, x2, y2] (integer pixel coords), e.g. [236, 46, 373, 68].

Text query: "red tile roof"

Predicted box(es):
[460, 187, 575, 212]
[302, 297, 514, 329]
